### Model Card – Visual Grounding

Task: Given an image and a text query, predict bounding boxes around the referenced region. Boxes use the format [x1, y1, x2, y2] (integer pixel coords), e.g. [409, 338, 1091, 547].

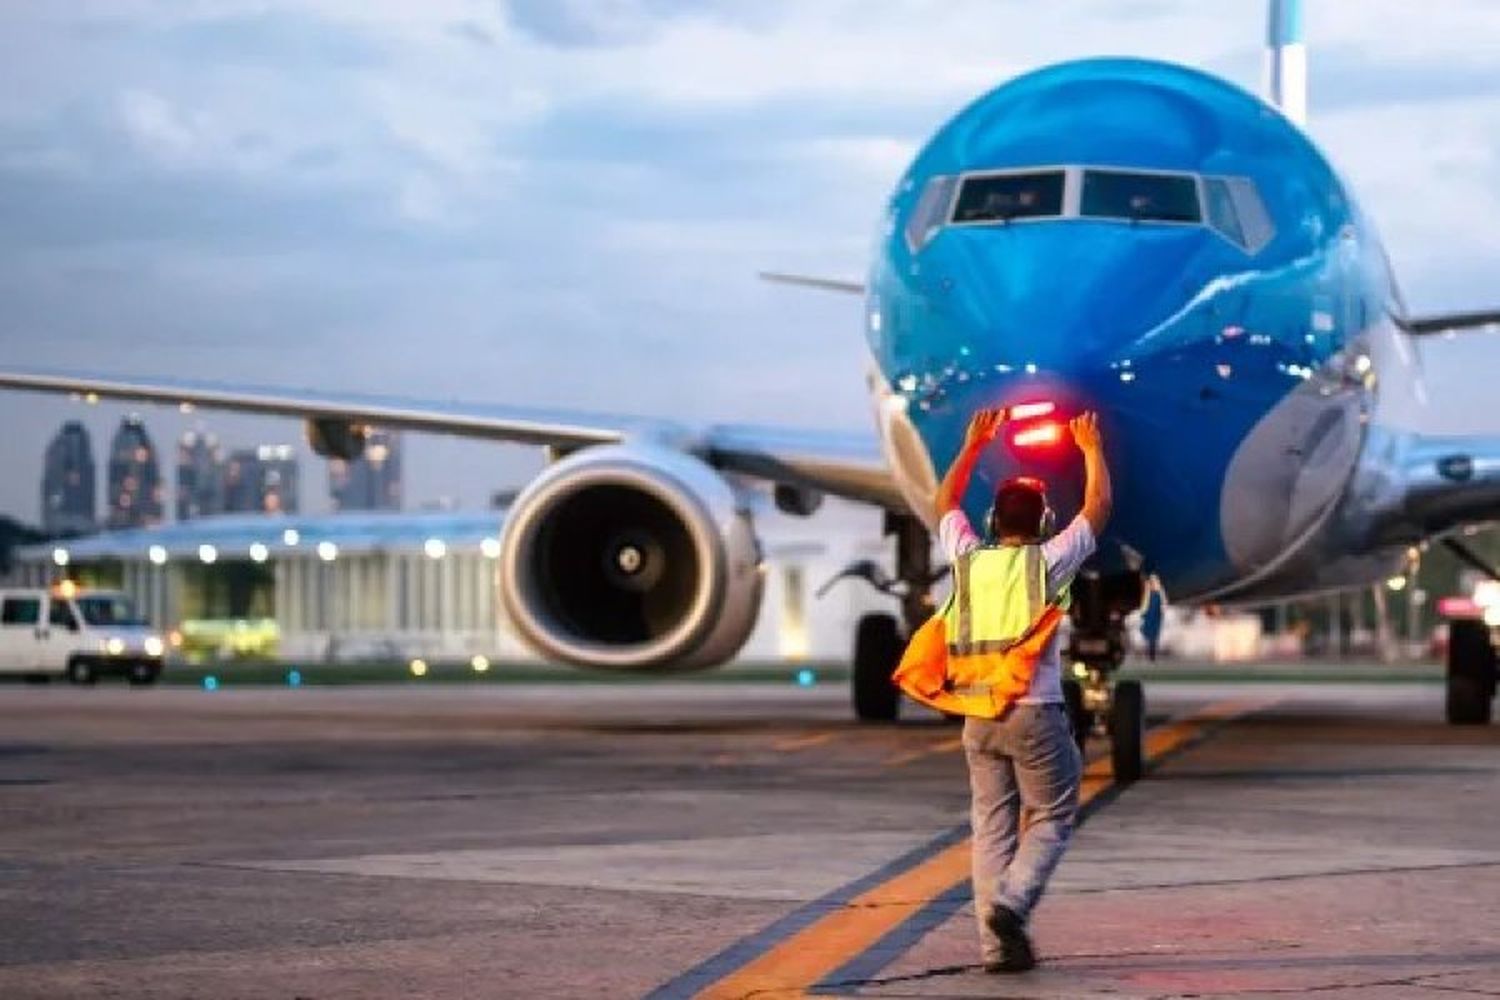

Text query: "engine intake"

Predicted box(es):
[499, 444, 763, 671]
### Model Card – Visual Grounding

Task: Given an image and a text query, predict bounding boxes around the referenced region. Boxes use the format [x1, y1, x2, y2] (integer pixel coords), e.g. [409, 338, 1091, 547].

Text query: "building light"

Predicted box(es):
[51, 547, 70, 567]
[148, 545, 168, 566]
[317, 541, 338, 562]
[249, 543, 269, 563]
[470, 654, 490, 673]
[283, 528, 300, 546]
[198, 544, 218, 564]
[1386, 576, 1407, 592]
[480, 537, 502, 559]
[409, 658, 428, 677]
[424, 538, 447, 560]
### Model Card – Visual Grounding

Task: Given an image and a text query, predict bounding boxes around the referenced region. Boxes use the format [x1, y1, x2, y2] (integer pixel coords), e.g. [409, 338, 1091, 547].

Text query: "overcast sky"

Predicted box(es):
[3, 0, 1500, 522]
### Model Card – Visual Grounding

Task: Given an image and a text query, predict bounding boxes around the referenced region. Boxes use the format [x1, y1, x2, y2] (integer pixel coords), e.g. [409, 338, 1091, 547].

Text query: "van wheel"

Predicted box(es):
[67, 659, 98, 686]
[128, 662, 161, 687]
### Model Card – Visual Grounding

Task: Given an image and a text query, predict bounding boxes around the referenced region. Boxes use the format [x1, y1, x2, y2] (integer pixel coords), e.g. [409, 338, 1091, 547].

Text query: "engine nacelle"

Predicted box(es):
[498, 444, 764, 672]
[305, 419, 368, 461]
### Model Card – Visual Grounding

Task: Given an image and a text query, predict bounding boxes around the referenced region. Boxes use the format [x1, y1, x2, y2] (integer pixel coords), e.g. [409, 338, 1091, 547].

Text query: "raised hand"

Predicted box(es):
[1069, 411, 1102, 452]
[963, 407, 1007, 449]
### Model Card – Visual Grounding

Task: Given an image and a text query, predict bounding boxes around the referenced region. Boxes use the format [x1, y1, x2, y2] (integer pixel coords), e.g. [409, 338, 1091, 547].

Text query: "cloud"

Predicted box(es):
[2, 0, 1500, 520]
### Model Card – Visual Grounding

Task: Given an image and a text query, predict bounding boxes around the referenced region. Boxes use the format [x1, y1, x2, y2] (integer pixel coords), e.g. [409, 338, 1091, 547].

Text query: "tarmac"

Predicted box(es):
[0, 675, 1496, 999]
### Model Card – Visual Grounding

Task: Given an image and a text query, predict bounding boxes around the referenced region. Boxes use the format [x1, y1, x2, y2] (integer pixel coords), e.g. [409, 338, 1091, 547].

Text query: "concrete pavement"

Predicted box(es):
[0, 679, 1495, 998]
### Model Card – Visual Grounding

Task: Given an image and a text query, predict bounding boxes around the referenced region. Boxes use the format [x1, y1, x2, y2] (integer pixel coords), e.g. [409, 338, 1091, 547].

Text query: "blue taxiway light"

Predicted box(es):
[795, 668, 816, 687]
[202, 675, 219, 692]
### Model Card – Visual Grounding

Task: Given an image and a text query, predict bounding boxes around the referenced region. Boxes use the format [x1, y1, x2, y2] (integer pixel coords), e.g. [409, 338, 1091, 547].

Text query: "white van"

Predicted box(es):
[0, 587, 165, 685]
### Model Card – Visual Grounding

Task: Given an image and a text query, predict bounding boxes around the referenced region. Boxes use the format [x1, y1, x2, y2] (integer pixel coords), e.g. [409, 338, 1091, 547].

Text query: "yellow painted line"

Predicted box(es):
[692, 696, 1271, 1000]
[773, 732, 839, 753]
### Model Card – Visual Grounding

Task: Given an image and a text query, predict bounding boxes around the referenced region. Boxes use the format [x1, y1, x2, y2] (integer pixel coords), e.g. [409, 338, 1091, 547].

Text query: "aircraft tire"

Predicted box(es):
[1062, 679, 1089, 755]
[852, 614, 902, 722]
[1447, 619, 1496, 726]
[1108, 679, 1145, 784]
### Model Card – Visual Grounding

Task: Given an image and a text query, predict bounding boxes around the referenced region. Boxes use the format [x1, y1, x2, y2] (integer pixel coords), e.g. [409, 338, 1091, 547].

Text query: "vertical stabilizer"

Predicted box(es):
[1264, 0, 1307, 126]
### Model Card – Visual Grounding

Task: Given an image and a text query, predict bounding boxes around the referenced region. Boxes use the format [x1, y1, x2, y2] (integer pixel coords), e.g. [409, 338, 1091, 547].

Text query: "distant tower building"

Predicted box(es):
[224, 445, 300, 515]
[41, 421, 96, 535]
[106, 416, 164, 529]
[176, 429, 225, 521]
[329, 429, 402, 511]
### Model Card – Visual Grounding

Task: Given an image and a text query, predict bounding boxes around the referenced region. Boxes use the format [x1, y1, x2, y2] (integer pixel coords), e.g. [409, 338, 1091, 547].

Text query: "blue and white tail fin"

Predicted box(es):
[1264, 0, 1307, 126]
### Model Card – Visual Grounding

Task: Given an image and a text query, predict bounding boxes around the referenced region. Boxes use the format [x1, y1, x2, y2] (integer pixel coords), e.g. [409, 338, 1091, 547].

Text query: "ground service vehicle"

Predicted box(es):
[0, 587, 165, 685]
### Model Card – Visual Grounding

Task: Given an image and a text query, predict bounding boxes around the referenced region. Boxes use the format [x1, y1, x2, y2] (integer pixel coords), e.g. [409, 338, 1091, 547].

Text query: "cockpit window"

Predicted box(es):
[906, 175, 957, 252]
[1081, 170, 1201, 223]
[1203, 176, 1275, 252]
[950, 171, 1065, 224]
[905, 165, 1274, 256]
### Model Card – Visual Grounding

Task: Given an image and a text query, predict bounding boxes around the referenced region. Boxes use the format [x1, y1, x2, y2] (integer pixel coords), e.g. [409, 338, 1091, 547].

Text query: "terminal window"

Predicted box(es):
[951, 171, 1065, 224]
[1081, 170, 1201, 224]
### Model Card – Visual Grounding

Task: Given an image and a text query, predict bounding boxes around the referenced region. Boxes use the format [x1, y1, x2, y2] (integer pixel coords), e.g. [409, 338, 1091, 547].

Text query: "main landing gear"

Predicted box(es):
[1062, 571, 1147, 783]
[830, 514, 942, 723]
[1446, 618, 1496, 726]
[1440, 539, 1499, 726]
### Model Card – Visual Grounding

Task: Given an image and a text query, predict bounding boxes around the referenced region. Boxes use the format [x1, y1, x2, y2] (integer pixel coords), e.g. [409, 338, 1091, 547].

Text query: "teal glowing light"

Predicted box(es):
[795, 668, 816, 687]
[202, 675, 219, 692]
[287, 669, 302, 688]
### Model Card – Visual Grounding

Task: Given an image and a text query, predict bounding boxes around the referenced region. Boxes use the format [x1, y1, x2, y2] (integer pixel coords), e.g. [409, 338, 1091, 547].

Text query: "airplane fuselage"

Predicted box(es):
[868, 57, 1408, 603]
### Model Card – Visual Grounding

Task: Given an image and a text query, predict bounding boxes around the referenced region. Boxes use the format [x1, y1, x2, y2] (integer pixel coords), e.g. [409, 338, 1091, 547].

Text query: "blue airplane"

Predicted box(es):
[4, 0, 1498, 778]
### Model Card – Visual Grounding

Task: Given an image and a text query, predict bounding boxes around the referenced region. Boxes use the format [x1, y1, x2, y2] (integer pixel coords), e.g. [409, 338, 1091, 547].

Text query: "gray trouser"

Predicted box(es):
[963, 704, 1081, 960]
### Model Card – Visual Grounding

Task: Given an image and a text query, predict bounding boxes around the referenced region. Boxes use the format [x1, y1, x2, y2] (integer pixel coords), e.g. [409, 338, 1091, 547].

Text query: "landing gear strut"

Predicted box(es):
[841, 514, 941, 723]
[1063, 570, 1147, 783]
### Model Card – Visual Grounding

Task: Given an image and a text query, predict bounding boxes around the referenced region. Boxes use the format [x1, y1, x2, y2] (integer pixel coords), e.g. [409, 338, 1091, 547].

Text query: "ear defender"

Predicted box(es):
[987, 478, 1055, 542]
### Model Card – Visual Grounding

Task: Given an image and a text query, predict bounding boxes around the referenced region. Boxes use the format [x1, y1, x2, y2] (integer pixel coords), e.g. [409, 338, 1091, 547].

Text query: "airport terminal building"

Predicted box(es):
[7, 510, 891, 666]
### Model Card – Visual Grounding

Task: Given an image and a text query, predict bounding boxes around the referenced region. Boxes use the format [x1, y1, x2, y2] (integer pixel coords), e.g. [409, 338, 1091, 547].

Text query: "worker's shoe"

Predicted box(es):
[983, 905, 1036, 973]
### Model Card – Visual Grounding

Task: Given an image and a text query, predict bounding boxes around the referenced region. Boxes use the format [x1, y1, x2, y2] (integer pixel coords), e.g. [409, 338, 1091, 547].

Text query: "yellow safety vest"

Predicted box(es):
[942, 545, 1070, 656]
[931, 544, 1070, 717]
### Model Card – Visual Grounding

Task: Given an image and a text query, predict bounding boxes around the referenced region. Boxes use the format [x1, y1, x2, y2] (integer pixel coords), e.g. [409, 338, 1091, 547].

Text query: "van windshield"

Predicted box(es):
[75, 595, 148, 627]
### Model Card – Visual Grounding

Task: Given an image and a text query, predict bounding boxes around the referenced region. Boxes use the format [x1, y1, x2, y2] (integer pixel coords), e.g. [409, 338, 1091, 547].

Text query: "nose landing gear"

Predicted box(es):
[1062, 570, 1147, 783]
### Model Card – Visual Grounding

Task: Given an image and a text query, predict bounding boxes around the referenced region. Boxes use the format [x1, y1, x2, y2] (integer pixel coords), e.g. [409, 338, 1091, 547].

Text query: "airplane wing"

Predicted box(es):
[0, 368, 904, 510]
[1367, 432, 1500, 543]
[1405, 309, 1500, 335]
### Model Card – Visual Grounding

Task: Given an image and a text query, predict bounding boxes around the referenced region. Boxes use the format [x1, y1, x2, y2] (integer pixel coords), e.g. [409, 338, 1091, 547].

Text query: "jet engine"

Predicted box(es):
[498, 444, 764, 671]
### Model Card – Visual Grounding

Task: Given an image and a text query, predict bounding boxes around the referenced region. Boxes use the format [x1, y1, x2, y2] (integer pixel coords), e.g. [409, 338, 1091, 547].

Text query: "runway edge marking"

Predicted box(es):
[646, 696, 1271, 1000]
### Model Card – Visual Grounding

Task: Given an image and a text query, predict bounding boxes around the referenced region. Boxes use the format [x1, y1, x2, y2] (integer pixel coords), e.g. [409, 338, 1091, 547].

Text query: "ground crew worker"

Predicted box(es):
[934, 407, 1112, 973]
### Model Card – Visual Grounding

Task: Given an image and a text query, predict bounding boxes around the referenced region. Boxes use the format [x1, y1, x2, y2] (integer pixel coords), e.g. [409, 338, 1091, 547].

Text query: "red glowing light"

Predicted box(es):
[1008, 400, 1056, 421]
[1012, 421, 1063, 448]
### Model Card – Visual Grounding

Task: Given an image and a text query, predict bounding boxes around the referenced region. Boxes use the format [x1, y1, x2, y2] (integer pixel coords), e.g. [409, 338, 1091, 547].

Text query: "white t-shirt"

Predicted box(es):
[937, 510, 1096, 704]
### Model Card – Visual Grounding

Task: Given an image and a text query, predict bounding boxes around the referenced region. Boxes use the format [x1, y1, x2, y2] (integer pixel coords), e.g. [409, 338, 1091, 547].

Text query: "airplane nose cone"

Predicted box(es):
[928, 223, 1213, 376]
